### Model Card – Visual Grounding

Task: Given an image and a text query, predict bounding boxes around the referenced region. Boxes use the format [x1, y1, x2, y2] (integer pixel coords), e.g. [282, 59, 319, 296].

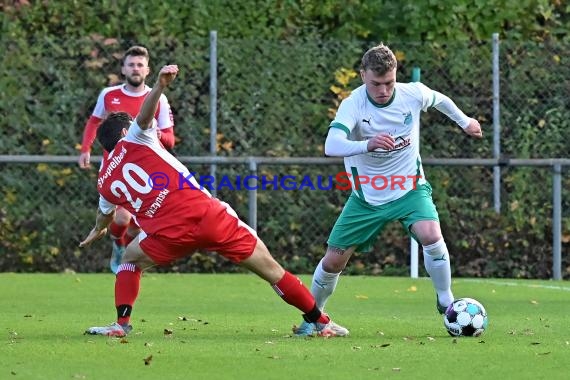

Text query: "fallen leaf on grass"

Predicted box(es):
[164, 329, 173, 336]
[143, 355, 153, 365]
[371, 343, 390, 348]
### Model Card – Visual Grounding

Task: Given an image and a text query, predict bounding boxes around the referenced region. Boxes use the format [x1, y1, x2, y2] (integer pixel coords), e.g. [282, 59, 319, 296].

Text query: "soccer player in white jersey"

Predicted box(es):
[80, 65, 345, 338]
[293, 43, 483, 336]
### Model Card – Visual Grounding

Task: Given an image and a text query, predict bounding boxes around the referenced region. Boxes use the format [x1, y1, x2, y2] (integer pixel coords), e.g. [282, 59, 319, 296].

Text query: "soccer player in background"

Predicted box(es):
[79, 64, 345, 338]
[78, 45, 175, 273]
[293, 43, 483, 336]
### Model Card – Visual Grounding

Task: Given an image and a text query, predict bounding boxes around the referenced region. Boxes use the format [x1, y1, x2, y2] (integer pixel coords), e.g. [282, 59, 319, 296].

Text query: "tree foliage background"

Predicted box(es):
[1, 0, 569, 277]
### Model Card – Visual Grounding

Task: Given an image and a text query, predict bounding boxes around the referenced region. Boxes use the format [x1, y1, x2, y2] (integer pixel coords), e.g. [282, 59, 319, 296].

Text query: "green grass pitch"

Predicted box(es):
[1, 273, 569, 379]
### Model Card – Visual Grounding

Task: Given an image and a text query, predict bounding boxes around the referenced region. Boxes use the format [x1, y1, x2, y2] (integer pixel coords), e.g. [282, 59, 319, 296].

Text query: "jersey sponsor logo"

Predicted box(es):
[362, 116, 372, 125]
[111, 97, 121, 105]
[368, 135, 412, 159]
[98, 146, 128, 188]
[393, 136, 411, 150]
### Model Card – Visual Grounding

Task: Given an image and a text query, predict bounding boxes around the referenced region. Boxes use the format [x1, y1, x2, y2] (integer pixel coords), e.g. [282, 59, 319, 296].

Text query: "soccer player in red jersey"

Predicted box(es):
[80, 65, 344, 338]
[78, 46, 175, 273]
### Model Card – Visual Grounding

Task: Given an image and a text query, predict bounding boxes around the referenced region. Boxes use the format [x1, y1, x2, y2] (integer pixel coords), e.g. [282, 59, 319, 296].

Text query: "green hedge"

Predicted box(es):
[1, 0, 569, 277]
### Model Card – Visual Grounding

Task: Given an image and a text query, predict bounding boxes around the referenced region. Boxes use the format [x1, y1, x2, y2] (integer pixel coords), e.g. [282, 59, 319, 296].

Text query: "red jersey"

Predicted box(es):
[97, 121, 207, 239]
[92, 84, 173, 131]
[81, 84, 174, 153]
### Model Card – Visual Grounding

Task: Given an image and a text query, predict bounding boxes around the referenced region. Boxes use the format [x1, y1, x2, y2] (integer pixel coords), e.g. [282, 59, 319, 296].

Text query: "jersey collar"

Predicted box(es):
[366, 88, 396, 108]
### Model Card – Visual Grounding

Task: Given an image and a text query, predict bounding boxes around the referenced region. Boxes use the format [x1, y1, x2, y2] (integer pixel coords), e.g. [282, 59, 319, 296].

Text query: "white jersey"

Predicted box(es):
[331, 82, 470, 206]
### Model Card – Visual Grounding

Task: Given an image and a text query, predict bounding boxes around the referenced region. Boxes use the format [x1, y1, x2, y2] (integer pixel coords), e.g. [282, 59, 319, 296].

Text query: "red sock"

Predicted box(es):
[272, 271, 329, 324]
[115, 264, 142, 326]
[109, 221, 127, 246]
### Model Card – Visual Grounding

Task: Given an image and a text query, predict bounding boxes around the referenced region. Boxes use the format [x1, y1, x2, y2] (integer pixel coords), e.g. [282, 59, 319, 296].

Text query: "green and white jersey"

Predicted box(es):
[330, 82, 470, 206]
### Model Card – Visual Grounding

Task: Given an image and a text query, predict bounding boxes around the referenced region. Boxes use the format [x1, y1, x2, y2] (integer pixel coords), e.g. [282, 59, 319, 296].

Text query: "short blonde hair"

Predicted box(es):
[360, 43, 397, 75]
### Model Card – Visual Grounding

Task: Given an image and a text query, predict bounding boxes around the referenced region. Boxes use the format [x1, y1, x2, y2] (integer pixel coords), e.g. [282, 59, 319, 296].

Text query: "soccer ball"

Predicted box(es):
[443, 298, 488, 337]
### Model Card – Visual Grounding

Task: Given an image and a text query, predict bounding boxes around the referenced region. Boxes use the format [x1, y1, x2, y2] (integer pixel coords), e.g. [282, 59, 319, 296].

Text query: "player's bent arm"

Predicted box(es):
[137, 65, 178, 130]
[95, 206, 115, 231]
[80, 115, 103, 153]
[79, 206, 115, 248]
[432, 91, 471, 129]
[324, 127, 369, 157]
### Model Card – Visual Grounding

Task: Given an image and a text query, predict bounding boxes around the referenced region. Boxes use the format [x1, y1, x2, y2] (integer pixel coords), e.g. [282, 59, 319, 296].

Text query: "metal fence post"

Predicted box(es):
[552, 164, 562, 280]
[410, 66, 421, 279]
[209, 30, 218, 197]
[248, 158, 258, 231]
[492, 32, 501, 213]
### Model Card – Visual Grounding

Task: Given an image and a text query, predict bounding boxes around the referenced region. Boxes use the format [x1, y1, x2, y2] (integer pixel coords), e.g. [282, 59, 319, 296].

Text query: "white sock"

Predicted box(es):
[311, 259, 341, 311]
[423, 238, 454, 307]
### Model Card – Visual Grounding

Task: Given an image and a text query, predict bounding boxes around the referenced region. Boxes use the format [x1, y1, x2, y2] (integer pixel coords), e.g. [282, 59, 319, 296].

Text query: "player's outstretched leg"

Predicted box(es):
[241, 239, 347, 337]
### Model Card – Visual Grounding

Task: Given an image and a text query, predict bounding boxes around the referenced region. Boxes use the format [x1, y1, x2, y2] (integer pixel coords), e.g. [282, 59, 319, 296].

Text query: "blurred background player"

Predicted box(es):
[78, 45, 175, 273]
[80, 64, 345, 338]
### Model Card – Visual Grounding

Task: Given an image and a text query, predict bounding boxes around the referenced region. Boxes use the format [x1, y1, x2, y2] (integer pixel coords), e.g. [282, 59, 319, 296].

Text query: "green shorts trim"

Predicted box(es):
[327, 183, 439, 253]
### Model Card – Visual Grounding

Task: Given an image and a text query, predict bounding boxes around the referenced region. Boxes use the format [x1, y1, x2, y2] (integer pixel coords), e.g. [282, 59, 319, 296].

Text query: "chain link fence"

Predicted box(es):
[1, 35, 569, 277]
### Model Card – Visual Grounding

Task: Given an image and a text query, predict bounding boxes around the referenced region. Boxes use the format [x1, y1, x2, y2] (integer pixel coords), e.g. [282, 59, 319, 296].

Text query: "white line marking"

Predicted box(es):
[457, 278, 570, 292]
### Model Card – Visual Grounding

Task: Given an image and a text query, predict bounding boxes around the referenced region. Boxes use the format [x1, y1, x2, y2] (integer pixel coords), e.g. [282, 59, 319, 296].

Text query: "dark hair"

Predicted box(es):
[360, 43, 397, 76]
[121, 45, 150, 65]
[97, 112, 132, 152]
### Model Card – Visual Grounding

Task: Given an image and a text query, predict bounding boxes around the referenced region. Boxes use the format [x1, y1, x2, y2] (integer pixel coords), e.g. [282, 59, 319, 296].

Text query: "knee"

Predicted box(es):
[114, 210, 131, 226]
[321, 246, 351, 273]
[422, 238, 447, 256]
[421, 235, 443, 246]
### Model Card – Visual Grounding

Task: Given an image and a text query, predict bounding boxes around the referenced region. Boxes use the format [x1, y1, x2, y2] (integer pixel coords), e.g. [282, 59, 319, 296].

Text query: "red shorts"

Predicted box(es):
[139, 199, 258, 266]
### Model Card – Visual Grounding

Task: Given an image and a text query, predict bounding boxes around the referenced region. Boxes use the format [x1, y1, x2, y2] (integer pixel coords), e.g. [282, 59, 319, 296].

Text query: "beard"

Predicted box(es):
[126, 75, 144, 87]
